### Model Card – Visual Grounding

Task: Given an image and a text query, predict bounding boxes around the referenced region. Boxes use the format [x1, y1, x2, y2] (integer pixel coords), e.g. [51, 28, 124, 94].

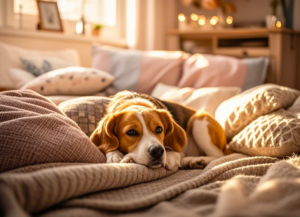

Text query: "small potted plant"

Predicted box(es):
[92, 24, 103, 36]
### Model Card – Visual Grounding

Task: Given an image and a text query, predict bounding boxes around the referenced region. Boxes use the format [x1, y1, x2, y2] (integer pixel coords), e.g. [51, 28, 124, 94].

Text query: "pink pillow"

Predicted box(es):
[178, 54, 268, 91]
[92, 46, 188, 95]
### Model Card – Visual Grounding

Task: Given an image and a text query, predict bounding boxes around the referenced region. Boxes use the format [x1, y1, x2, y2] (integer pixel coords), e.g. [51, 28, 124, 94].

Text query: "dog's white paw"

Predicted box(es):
[106, 150, 124, 163]
[120, 155, 135, 164]
[181, 157, 213, 169]
[165, 151, 181, 170]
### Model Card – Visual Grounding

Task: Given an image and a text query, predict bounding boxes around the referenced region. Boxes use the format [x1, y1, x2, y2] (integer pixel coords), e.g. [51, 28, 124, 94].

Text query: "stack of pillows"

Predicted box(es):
[1, 42, 269, 102]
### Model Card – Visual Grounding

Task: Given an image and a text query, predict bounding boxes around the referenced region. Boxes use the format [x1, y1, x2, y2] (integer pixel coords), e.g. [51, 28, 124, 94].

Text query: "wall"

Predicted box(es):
[177, 0, 300, 30]
[0, 0, 4, 27]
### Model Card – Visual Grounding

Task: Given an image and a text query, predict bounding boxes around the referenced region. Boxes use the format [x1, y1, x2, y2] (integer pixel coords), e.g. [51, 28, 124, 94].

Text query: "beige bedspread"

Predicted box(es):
[1, 153, 300, 217]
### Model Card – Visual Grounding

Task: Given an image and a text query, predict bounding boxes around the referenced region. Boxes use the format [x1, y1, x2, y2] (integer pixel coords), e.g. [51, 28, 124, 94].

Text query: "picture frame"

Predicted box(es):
[36, 0, 63, 32]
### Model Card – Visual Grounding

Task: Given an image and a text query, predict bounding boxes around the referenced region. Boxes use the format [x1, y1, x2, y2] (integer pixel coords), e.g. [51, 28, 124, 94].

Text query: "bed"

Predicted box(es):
[1, 41, 300, 216]
[1, 83, 300, 216]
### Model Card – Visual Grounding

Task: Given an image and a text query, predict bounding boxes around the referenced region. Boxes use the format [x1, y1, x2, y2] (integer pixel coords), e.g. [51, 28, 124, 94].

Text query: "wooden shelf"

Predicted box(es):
[168, 28, 299, 37]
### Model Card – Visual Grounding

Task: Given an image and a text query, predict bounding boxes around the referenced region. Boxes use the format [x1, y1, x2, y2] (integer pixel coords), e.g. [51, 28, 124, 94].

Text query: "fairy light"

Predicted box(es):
[210, 16, 218, 26]
[276, 20, 282, 28]
[190, 13, 198, 21]
[226, 16, 233, 25]
[178, 13, 186, 22]
[198, 15, 206, 26]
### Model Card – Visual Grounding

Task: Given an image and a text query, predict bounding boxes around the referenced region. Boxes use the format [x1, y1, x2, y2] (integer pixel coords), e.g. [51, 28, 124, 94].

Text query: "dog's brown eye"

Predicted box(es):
[126, 129, 138, 136]
[155, 126, 163, 134]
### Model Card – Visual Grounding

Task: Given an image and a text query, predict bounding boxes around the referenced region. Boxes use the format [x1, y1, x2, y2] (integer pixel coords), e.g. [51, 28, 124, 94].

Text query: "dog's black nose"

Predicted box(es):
[148, 145, 164, 160]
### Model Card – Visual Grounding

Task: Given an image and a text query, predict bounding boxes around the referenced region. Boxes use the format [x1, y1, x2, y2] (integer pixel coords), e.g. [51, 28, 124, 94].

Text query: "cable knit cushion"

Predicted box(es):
[58, 96, 112, 137]
[229, 109, 300, 157]
[215, 84, 300, 139]
[0, 90, 105, 173]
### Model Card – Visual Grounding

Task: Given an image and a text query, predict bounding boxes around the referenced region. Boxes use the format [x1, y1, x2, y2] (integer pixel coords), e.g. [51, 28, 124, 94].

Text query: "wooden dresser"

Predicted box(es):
[168, 28, 300, 90]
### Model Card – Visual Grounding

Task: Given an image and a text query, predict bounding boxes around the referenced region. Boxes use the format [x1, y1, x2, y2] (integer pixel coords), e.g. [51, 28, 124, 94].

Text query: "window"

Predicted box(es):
[14, 0, 117, 26]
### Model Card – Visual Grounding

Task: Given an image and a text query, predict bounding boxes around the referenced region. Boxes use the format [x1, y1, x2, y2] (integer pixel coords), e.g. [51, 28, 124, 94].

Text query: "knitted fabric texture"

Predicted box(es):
[216, 84, 300, 139]
[229, 109, 300, 157]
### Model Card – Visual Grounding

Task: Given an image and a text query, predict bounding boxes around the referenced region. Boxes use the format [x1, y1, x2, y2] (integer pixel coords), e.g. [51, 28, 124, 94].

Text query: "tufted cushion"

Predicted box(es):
[59, 97, 111, 137]
[229, 109, 300, 157]
[215, 84, 300, 139]
[0, 90, 105, 173]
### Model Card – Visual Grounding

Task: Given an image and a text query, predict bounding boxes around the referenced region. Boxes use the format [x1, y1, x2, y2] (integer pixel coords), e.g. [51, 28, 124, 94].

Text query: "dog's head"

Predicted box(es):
[90, 107, 186, 168]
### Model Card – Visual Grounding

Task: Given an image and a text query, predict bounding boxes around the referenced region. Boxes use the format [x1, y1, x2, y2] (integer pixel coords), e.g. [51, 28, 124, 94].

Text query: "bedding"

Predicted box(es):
[0, 42, 80, 89]
[1, 86, 300, 216]
[21, 67, 113, 96]
[0, 90, 105, 173]
[2, 154, 300, 217]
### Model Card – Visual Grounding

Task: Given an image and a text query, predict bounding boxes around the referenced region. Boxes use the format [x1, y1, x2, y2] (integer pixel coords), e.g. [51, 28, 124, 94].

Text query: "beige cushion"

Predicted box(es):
[0, 90, 106, 173]
[229, 109, 300, 157]
[22, 67, 114, 96]
[59, 96, 112, 137]
[151, 83, 241, 116]
[215, 84, 300, 139]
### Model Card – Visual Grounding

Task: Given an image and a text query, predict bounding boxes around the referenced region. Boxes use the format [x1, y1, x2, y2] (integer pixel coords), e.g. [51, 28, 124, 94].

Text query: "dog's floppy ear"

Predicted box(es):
[90, 114, 119, 154]
[156, 110, 187, 153]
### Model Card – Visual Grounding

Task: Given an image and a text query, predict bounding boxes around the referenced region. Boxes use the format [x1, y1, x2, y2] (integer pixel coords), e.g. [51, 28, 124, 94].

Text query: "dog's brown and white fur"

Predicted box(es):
[90, 91, 227, 170]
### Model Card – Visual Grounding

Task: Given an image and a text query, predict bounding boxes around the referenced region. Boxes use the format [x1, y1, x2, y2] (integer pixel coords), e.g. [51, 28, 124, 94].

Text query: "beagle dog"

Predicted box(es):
[90, 91, 227, 170]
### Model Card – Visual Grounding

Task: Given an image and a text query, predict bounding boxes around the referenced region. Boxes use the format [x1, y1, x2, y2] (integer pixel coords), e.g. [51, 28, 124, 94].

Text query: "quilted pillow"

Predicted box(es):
[215, 84, 300, 139]
[229, 109, 300, 157]
[0, 90, 105, 173]
[22, 67, 114, 96]
[59, 96, 111, 136]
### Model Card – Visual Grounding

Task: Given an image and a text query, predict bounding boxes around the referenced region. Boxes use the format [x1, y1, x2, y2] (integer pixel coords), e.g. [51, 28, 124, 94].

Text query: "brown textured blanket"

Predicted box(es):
[1, 153, 300, 217]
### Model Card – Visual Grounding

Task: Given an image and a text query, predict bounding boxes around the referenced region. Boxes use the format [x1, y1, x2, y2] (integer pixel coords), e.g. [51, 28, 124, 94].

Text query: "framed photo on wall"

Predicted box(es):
[36, 0, 63, 32]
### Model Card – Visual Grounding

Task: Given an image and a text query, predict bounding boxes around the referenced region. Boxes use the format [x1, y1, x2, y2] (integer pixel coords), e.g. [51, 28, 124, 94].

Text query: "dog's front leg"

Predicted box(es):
[120, 154, 135, 163]
[106, 150, 124, 163]
[181, 156, 217, 169]
[165, 151, 181, 170]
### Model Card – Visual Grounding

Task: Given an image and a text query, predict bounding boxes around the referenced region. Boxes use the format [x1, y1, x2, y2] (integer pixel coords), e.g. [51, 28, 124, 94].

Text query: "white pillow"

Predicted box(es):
[0, 42, 80, 89]
[151, 83, 241, 116]
[9, 68, 35, 89]
[21, 67, 114, 96]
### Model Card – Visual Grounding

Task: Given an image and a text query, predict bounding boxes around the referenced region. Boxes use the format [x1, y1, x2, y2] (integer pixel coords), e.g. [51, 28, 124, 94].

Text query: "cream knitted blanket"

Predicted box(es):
[1, 154, 300, 217]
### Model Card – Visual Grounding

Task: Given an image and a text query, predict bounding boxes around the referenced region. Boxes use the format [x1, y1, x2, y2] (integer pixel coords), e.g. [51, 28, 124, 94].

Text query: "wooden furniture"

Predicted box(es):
[168, 28, 300, 90]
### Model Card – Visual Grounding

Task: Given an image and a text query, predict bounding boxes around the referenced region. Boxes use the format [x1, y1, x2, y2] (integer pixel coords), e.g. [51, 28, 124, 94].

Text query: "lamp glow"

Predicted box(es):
[226, 16, 233, 25]
[210, 16, 218, 26]
[76, 21, 83, 34]
[276, 21, 282, 28]
[190, 13, 198, 21]
[198, 15, 206, 26]
[178, 13, 186, 22]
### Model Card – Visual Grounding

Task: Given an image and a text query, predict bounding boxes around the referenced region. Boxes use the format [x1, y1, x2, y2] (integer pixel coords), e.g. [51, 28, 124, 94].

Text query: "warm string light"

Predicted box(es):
[198, 15, 206, 26]
[210, 16, 218, 26]
[190, 13, 198, 21]
[226, 16, 233, 25]
[178, 13, 186, 21]
[276, 20, 282, 28]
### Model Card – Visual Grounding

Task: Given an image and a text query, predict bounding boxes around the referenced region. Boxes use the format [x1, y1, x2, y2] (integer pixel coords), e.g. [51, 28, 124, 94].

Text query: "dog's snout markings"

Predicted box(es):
[148, 145, 164, 160]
